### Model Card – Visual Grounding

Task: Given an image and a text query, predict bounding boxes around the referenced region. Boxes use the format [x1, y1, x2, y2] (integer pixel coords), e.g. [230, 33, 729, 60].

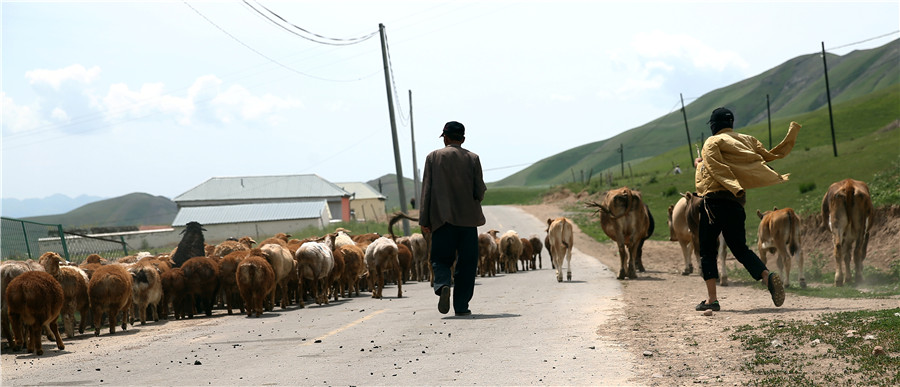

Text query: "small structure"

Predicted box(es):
[173, 175, 351, 241]
[336, 182, 387, 222]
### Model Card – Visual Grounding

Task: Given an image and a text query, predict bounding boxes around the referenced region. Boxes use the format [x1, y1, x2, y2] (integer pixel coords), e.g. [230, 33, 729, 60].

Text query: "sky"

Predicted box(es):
[2, 1, 898, 200]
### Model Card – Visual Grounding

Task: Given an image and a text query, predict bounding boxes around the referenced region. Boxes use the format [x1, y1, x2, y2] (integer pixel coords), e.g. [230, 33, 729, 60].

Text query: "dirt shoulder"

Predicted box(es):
[516, 203, 898, 386]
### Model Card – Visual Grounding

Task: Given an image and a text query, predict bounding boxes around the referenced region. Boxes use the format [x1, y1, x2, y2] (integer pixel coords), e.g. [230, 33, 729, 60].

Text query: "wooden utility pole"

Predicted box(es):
[766, 94, 773, 149]
[618, 144, 624, 177]
[821, 42, 838, 157]
[409, 90, 421, 211]
[680, 93, 694, 167]
[379, 23, 409, 235]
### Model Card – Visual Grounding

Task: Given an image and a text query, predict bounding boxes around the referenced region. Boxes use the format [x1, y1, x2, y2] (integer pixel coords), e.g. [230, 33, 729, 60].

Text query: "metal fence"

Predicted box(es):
[1, 217, 129, 264]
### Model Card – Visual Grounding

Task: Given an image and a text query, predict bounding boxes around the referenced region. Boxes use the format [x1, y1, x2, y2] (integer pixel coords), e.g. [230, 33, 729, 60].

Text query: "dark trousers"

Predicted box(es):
[430, 224, 479, 312]
[699, 196, 768, 281]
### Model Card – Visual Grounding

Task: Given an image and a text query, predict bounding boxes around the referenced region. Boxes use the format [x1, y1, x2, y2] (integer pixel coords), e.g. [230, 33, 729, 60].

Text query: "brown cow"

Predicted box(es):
[587, 187, 651, 280]
[757, 207, 805, 288]
[547, 217, 574, 282]
[822, 178, 874, 286]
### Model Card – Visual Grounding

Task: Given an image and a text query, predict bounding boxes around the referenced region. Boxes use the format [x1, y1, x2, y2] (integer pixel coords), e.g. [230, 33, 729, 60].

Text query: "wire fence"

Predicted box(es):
[1, 217, 129, 264]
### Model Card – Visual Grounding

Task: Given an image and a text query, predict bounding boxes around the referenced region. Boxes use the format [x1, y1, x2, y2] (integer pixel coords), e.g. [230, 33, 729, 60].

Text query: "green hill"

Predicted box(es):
[367, 174, 418, 212]
[23, 192, 177, 229]
[494, 39, 899, 187]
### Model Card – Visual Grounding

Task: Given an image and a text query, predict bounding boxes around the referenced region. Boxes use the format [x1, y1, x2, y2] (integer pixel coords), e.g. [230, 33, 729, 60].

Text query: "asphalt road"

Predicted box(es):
[1, 205, 634, 386]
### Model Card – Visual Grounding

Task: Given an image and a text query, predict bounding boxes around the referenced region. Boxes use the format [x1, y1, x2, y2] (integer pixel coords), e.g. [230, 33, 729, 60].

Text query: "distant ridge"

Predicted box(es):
[21, 193, 177, 229]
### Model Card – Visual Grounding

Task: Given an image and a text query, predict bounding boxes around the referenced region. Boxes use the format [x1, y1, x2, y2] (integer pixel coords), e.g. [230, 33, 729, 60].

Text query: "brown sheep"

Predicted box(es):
[529, 236, 543, 269]
[39, 252, 90, 338]
[350, 232, 381, 246]
[160, 268, 188, 320]
[180, 256, 219, 318]
[129, 263, 163, 325]
[1, 259, 44, 348]
[88, 264, 133, 336]
[396, 243, 413, 284]
[329, 246, 346, 301]
[338, 244, 366, 297]
[477, 232, 498, 277]
[258, 232, 291, 248]
[218, 250, 250, 315]
[499, 231, 523, 274]
[5, 271, 65, 355]
[213, 236, 256, 258]
[519, 237, 534, 271]
[236, 252, 276, 318]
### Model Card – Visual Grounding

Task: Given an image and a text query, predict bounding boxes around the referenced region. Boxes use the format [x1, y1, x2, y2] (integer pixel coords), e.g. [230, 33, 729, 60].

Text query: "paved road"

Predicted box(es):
[1, 206, 635, 386]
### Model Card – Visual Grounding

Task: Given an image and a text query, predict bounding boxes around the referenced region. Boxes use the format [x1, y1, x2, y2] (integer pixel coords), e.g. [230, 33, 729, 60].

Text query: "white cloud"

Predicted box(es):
[550, 94, 575, 102]
[631, 30, 750, 72]
[50, 107, 68, 121]
[25, 64, 101, 90]
[211, 85, 303, 122]
[1, 92, 45, 133]
[103, 82, 193, 125]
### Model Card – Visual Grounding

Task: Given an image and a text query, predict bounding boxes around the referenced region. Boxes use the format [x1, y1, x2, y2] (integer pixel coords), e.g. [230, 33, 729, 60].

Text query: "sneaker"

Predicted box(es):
[438, 286, 450, 314]
[695, 300, 720, 311]
[767, 272, 785, 307]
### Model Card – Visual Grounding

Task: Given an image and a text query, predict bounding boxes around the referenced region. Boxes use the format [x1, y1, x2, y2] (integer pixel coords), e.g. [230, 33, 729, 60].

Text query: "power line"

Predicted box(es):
[243, 0, 378, 46]
[184, 1, 373, 83]
[826, 30, 899, 51]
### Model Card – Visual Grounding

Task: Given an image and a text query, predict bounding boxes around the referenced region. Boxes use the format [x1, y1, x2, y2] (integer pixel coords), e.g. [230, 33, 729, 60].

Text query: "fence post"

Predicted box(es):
[57, 224, 70, 261]
[120, 236, 129, 256]
[21, 221, 32, 259]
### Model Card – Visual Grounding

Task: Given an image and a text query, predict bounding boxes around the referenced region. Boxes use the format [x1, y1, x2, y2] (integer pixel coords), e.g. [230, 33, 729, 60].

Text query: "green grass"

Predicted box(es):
[730, 308, 900, 386]
[482, 186, 547, 205]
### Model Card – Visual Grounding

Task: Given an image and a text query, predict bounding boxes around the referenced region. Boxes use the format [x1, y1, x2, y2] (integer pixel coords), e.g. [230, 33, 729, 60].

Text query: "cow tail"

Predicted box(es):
[787, 210, 798, 256]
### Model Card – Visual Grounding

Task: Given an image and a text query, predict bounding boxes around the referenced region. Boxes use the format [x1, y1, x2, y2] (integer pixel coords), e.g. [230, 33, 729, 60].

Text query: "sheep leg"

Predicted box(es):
[47, 320, 64, 351]
[28, 324, 42, 355]
[63, 309, 75, 338]
[8, 312, 23, 351]
[78, 306, 88, 334]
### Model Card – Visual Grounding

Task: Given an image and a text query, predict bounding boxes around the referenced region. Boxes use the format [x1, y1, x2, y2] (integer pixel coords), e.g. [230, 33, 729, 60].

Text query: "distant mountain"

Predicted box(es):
[22, 193, 177, 228]
[2, 194, 105, 218]
[367, 174, 418, 212]
[494, 39, 899, 187]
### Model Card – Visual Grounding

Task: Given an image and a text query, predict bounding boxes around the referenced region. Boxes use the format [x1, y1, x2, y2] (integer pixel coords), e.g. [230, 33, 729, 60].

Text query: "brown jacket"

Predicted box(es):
[419, 144, 487, 231]
[695, 122, 801, 197]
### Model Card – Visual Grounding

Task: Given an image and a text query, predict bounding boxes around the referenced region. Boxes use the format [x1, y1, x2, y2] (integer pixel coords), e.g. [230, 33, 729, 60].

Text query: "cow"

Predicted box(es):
[757, 207, 805, 288]
[822, 178, 874, 286]
[668, 193, 728, 285]
[587, 187, 651, 280]
[547, 217, 574, 282]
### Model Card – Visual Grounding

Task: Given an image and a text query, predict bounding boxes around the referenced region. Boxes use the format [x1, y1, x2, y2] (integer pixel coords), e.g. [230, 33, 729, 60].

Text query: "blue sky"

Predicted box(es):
[2, 1, 898, 200]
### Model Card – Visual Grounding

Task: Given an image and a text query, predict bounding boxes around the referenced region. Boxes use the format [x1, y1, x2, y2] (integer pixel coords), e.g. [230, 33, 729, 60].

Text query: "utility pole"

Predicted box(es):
[379, 23, 409, 235]
[821, 42, 838, 157]
[766, 94, 772, 149]
[680, 93, 694, 167]
[618, 143, 624, 177]
[409, 90, 421, 213]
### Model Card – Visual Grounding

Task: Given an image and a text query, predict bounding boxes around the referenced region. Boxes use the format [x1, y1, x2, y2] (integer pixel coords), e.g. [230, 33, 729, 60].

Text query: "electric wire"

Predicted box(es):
[243, 0, 378, 46]
[826, 30, 899, 51]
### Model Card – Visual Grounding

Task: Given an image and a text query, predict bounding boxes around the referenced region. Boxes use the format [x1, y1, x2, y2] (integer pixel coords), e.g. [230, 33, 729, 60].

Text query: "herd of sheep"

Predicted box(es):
[0, 214, 558, 357]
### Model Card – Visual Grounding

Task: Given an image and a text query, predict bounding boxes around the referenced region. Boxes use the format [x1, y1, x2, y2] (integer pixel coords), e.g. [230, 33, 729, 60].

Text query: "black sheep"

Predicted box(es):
[172, 221, 207, 268]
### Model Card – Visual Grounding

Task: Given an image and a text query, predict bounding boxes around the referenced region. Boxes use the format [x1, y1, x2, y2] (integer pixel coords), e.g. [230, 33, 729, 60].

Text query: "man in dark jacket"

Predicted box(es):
[419, 121, 487, 316]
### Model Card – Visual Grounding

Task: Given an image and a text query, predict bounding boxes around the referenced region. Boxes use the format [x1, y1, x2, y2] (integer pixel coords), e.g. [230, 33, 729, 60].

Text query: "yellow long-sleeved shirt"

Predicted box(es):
[695, 122, 802, 198]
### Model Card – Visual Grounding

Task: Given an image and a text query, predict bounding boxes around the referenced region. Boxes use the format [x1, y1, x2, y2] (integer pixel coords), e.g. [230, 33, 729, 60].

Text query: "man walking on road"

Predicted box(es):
[694, 107, 802, 311]
[419, 121, 487, 316]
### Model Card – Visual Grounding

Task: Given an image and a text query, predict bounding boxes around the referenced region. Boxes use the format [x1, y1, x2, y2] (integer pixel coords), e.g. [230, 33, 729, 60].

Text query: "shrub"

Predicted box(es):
[798, 182, 816, 194]
[662, 186, 678, 197]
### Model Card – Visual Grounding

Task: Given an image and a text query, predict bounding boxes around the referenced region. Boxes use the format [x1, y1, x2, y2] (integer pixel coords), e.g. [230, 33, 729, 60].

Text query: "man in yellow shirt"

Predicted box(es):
[694, 107, 802, 311]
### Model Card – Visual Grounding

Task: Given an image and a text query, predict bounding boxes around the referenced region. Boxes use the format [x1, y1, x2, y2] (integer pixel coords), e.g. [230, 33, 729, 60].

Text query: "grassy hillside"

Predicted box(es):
[367, 174, 418, 212]
[494, 39, 899, 188]
[23, 192, 177, 229]
[554, 85, 900, 242]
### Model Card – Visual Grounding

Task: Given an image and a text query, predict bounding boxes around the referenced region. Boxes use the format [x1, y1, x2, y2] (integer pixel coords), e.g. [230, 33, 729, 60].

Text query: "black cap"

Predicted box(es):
[707, 107, 734, 125]
[440, 121, 465, 139]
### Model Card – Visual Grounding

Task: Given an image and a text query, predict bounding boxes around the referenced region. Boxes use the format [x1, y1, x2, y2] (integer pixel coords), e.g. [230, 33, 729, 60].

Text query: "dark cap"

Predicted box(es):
[707, 107, 734, 125]
[440, 121, 465, 139]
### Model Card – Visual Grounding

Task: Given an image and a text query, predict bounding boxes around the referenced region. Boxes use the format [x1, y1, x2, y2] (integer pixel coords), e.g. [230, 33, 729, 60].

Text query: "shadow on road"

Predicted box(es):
[446, 313, 520, 320]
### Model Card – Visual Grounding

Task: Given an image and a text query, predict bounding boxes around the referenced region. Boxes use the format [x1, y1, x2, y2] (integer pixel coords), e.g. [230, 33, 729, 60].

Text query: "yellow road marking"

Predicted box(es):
[301, 309, 386, 346]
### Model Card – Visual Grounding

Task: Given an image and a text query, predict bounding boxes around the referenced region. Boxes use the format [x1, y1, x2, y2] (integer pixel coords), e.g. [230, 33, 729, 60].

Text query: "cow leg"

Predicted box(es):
[853, 233, 868, 285]
[616, 243, 628, 280]
[796, 245, 806, 289]
[679, 241, 693, 275]
[566, 248, 573, 281]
